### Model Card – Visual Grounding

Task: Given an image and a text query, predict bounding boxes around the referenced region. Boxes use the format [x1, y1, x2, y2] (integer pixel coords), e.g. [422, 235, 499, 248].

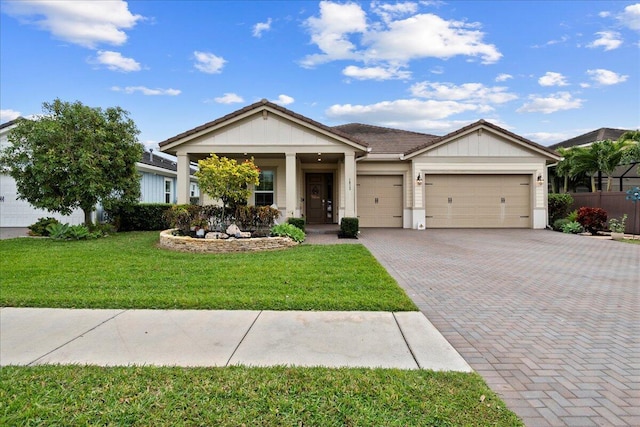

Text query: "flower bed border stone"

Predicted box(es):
[158, 229, 298, 253]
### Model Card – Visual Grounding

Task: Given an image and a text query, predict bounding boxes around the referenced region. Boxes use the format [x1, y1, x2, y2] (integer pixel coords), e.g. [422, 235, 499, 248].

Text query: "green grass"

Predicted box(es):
[0, 365, 523, 426]
[0, 232, 416, 311]
[621, 238, 640, 244]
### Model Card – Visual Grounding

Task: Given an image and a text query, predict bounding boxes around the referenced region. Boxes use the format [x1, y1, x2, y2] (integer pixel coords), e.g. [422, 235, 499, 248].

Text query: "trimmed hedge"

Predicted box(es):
[340, 217, 359, 239]
[105, 203, 172, 231]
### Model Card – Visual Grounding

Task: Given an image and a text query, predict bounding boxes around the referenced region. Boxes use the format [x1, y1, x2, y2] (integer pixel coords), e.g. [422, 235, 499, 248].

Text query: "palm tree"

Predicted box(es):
[555, 147, 576, 193]
[570, 139, 631, 192]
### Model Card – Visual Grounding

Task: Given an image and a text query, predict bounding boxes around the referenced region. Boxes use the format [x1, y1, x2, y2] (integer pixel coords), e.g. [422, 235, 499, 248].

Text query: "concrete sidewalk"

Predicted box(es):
[0, 308, 471, 371]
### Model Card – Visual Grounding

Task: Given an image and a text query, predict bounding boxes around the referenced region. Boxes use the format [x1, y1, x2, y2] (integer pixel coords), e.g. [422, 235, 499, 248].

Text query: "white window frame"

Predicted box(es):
[255, 170, 275, 206]
[164, 178, 173, 204]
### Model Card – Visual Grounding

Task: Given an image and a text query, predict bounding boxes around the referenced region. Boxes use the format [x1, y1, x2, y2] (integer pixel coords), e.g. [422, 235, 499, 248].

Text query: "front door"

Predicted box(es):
[306, 173, 333, 224]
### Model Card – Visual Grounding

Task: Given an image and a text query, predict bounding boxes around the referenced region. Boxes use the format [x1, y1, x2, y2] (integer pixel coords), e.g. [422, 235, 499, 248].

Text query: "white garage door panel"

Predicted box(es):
[425, 175, 531, 228]
[357, 175, 403, 228]
[0, 174, 84, 227]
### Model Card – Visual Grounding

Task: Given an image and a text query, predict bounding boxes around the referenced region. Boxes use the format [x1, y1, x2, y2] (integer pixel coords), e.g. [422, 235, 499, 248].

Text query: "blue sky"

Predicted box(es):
[1, 1, 638, 149]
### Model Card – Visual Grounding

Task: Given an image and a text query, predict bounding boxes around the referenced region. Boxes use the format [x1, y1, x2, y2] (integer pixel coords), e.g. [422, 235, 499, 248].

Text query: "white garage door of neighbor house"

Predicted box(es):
[357, 175, 403, 228]
[424, 175, 531, 228]
[0, 174, 84, 227]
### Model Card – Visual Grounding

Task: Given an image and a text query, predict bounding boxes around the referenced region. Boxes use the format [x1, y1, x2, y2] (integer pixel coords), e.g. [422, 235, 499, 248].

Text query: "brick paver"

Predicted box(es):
[357, 229, 639, 427]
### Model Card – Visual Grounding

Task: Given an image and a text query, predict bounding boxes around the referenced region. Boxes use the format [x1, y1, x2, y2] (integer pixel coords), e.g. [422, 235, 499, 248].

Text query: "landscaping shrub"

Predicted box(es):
[562, 221, 583, 234]
[46, 223, 102, 240]
[105, 202, 172, 231]
[340, 217, 359, 238]
[548, 193, 574, 225]
[28, 217, 60, 236]
[566, 209, 578, 222]
[287, 217, 306, 232]
[270, 223, 305, 243]
[234, 205, 280, 232]
[552, 218, 571, 232]
[164, 204, 202, 235]
[577, 207, 607, 235]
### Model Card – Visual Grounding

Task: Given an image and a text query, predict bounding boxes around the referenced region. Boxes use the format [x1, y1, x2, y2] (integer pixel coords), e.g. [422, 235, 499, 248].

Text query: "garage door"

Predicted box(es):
[0, 174, 84, 227]
[425, 175, 531, 228]
[357, 175, 403, 227]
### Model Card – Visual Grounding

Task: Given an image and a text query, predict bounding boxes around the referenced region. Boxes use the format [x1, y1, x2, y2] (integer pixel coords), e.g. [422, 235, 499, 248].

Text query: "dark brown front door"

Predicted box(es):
[306, 173, 333, 224]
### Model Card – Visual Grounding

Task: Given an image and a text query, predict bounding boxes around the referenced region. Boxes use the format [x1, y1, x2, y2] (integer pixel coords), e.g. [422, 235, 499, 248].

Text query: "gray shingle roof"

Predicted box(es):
[332, 123, 439, 154]
[548, 128, 630, 150]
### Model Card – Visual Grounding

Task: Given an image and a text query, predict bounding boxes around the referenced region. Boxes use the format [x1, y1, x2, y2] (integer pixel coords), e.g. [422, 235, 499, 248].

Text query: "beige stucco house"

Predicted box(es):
[159, 99, 560, 229]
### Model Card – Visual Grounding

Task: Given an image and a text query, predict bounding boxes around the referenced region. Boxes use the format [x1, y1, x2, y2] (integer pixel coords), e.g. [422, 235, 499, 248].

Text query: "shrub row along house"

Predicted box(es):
[159, 99, 560, 229]
[0, 119, 198, 227]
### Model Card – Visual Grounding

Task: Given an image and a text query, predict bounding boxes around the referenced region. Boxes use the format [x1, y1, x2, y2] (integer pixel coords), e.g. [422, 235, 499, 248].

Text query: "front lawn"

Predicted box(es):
[0, 232, 416, 311]
[0, 365, 523, 426]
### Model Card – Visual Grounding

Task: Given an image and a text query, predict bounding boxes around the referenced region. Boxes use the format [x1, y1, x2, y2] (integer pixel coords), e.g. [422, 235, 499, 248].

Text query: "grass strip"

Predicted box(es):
[0, 232, 417, 311]
[0, 365, 523, 426]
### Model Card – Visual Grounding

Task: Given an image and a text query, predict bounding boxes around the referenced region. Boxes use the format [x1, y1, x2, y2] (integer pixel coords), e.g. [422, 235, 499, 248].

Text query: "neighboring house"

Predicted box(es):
[137, 150, 199, 205]
[159, 99, 560, 229]
[548, 127, 639, 192]
[0, 119, 199, 228]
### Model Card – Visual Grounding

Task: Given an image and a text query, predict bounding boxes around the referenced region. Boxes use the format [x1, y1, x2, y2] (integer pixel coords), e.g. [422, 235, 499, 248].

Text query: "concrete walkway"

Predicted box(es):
[357, 228, 640, 427]
[0, 308, 471, 371]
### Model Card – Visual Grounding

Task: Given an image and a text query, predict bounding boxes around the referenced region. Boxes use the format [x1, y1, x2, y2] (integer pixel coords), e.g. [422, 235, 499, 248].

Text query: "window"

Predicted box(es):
[255, 171, 274, 206]
[164, 178, 173, 204]
[190, 183, 199, 198]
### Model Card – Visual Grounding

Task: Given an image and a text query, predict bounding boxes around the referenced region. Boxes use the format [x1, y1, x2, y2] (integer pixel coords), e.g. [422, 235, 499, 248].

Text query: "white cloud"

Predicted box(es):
[301, 1, 501, 71]
[618, 3, 640, 31]
[301, 1, 367, 67]
[193, 51, 226, 74]
[3, 0, 142, 48]
[342, 65, 411, 80]
[410, 81, 518, 104]
[362, 13, 502, 65]
[538, 72, 569, 87]
[111, 86, 181, 96]
[586, 68, 629, 85]
[326, 98, 481, 124]
[272, 94, 295, 105]
[214, 93, 244, 104]
[93, 50, 140, 72]
[371, 1, 418, 24]
[253, 18, 272, 37]
[1, 109, 22, 123]
[587, 31, 623, 51]
[495, 73, 513, 82]
[517, 92, 584, 114]
[527, 131, 575, 145]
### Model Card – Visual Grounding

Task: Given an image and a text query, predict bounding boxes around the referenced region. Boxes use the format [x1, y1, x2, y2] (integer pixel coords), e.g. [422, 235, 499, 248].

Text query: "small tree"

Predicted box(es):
[0, 99, 142, 226]
[195, 154, 260, 223]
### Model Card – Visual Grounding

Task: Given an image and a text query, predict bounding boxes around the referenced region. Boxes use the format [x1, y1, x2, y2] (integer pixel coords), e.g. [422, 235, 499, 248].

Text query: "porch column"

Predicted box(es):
[344, 152, 356, 217]
[285, 152, 297, 218]
[176, 153, 191, 204]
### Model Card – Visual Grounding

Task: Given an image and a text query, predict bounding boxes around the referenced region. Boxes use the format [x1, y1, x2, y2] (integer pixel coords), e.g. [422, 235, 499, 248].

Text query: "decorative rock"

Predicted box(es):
[239, 232, 252, 238]
[160, 229, 298, 253]
[226, 224, 241, 235]
[205, 232, 229, 239]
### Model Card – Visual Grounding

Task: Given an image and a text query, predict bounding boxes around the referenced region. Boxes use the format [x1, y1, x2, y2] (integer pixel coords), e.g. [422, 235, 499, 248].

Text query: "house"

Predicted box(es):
[548, 127, 639, 192]
[0, 119, 199, 228]
[159, 99, 560, 229]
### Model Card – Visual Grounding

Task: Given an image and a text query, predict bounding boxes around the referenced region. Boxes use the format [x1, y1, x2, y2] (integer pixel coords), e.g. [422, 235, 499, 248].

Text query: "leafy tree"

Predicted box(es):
[0, 99, 142, 225]
[555, 147, 577, 193]
[195, 154, 260, 220]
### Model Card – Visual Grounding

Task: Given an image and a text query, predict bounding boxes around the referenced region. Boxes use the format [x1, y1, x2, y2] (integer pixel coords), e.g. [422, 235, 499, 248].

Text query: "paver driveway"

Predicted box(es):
[359, 229, 639, 427]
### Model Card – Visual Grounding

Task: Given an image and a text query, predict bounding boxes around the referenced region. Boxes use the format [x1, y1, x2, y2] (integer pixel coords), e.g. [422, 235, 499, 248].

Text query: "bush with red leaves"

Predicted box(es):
[577, 207, 607, 235]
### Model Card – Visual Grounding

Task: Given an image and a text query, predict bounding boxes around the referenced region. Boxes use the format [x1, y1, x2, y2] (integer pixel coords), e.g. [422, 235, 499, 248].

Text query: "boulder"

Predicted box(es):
[239, 232, 252, 238]
[226, 224, 241, 235]
[206, 232, 229, 240]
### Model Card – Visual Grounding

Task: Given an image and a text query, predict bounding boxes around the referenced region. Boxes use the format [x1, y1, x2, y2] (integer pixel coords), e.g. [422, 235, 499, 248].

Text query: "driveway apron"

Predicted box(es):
[359, 229, 639, 427]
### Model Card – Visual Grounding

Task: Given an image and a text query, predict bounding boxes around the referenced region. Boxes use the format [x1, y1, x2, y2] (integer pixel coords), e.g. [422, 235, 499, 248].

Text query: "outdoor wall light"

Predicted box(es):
[416, 173, 423, 186]
[537, 173, 544, 185]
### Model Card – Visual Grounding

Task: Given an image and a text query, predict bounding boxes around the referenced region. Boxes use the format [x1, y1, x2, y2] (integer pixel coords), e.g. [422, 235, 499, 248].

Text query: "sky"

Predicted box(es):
[1, 0, 639, 151]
